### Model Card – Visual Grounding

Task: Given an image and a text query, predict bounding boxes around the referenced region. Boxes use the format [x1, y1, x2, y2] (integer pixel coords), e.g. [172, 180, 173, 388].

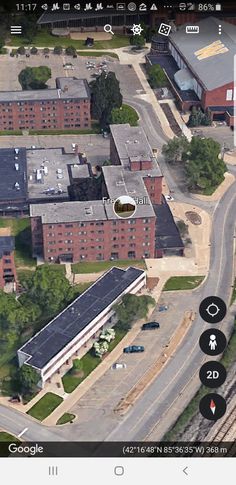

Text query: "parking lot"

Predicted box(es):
[68, 290, 196, 440]
[0, 133, 110, 165]
[0, 50, 144, 97]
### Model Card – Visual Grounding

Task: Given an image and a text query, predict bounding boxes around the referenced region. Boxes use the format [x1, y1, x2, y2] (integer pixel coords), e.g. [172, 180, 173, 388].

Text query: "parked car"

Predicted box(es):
[158, 305, 168, 312]
[165, 195, 174, 201]
[123, 345, 144, 353]
[142, 322, 160, 330]
[111, 363, 127, 370]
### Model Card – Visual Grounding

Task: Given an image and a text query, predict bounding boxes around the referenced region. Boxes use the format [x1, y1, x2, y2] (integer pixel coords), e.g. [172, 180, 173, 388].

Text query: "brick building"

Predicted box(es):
[29, 124, 183, 262]
[148, 17, 235, 127]
[0, 228, 17, 291]
[0, 77, 91, 132]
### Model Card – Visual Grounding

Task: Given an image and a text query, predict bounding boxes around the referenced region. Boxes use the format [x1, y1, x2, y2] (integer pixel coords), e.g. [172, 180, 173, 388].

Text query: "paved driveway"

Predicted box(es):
[62, 291, 197, 441]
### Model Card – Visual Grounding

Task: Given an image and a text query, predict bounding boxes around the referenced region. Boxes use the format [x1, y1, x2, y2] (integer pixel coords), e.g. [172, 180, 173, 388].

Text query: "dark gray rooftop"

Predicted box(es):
[18, 266, 145, 369]
[154, 198, 184, 250]
[0, 78, 90, 103]
[30, 200, 107, 223]
[0, 148, 27, 204]
[0, 236, 14, 257]
[169, 17, 235, 90]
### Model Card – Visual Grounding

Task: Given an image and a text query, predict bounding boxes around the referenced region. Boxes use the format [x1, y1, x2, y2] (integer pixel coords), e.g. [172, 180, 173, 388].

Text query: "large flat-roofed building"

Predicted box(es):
[30, 195, 156, 262]
[110, 124, 163, 205]
[148, 17, 235, 127]
[18, 266, 146, 388]
[29, 124, 182, 262]
[0, 77, 91, 132]
[0, 148, 28, 215]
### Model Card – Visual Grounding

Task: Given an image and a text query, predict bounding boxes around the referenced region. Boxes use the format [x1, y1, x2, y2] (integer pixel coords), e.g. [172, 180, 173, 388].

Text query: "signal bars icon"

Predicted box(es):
[10, 25, 22, 35]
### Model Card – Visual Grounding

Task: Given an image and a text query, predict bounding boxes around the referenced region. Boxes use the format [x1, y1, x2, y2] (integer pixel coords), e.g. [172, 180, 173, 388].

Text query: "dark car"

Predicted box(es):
[123, 345, 144, 353]
[142, 322, 160, 330]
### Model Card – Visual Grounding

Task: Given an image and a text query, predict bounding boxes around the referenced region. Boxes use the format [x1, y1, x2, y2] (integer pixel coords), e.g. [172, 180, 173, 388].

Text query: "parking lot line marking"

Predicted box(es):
[17, 427, 28, 438]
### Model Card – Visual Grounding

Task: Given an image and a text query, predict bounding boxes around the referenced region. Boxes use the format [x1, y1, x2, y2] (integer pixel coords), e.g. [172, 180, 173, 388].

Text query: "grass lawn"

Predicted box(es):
[62, 327, 127, 393]
[0, 432, 19, 442]
[29, 123, 100, 136]
[77, 51, 118, 59]
[71, 259, 146, 274]
[0, 130, 23, 135]
[56, 413, 76, 425]
[10, 31, 130, 49]
[0, 218, 36, 268]
[75, 282, 93, 293]
[163, 276, 204, 291]
[27, 392, 63, 421]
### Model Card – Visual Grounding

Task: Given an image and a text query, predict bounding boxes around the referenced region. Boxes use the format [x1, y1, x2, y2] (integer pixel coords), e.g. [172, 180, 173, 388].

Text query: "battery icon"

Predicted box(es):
[215, 3, 222, 11]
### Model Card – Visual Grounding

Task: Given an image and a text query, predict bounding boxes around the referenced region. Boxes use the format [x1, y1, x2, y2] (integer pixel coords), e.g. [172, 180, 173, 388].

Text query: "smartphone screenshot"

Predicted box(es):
[0, 1, 235, 483]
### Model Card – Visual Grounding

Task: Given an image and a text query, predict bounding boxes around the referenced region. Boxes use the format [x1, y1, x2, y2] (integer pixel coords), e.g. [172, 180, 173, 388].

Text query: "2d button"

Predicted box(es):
[199, 329, 227, 356]
[199, 393, 227, 421]
[199, 361, 227, 388]
[199, 296, 226, 324]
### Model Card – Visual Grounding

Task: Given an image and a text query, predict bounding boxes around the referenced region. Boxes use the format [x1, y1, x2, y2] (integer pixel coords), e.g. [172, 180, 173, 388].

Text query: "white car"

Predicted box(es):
[111, 363, 127, 370]
[165, 195, 174, 201]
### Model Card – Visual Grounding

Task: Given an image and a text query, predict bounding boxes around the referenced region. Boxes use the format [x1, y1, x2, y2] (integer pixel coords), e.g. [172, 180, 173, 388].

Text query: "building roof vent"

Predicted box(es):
[85, 206, 93, 215]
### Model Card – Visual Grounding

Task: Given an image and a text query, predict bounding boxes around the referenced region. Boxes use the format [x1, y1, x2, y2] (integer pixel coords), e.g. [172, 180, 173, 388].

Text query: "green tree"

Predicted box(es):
[90, 71, 122, 129]
[188, 106, 212, 127]
[72, 359, 83, 375]
[162, 136, 189, 164]
[54, 45, 63, 55]
[184, 137, 226, 191]
[21, 16, 38, 43]
[30, 46, 38, 55]
[18, 364, 39, 392]
[0, 37, 4, 51]
[17, 46, 25, 55]
[148, 64, 167, 88]
[114, 294, 155, 327]
[130, 34, 145, 49]
[43, 47, 50, 55]
[26, 265, 71, 314]
[65, 45, 77, 56]
[18, 66, 51, 90]
[111, 104, 139, 126]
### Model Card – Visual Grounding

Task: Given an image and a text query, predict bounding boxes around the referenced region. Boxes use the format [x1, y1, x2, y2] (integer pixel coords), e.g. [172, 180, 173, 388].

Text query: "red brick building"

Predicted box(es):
[30, 124, 183, 262]
[148, 17, 235, 127]
[30, 124, 161, 262]
[0, 77, 90, 132]
[0, 228, 17, 291]
[31, 200, 156, 262]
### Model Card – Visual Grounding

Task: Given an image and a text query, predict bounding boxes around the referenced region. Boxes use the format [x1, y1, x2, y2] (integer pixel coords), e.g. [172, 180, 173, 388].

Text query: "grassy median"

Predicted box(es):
[56, 413, 76, 425]
[27, 392, 63, 421]
[71, 259, 146, 274]
[163, 276, 204, 291]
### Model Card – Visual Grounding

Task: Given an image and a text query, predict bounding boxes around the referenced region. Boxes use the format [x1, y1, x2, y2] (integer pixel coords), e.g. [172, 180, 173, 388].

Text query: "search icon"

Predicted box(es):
[104, 24, 114, 35]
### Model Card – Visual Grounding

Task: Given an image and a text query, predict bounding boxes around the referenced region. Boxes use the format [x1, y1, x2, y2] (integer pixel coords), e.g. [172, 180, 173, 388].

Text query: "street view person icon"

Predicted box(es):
[209, 334, 217, 351]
